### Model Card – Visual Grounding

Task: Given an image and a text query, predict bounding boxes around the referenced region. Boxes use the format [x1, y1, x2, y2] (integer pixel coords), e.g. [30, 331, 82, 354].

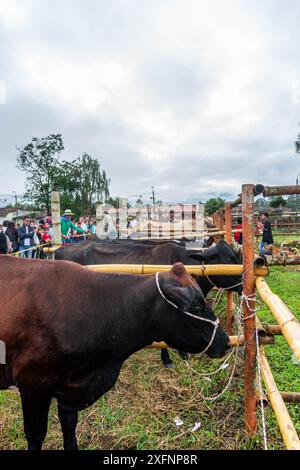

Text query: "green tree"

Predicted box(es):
[17, 135, 111, 216]
[269, 196, 287, 208]
[105, 197, 120, 208]
[205, 197, 225, 216]
[286, 195, 297, 210]
[17, 134, 64, 212]
[74, 153, 110, 215]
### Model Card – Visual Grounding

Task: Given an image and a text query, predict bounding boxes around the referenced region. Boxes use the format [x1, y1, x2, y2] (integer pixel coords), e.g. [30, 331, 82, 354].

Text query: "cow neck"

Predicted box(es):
[197, 276, 214, 298]
[90, 272, 160, 359]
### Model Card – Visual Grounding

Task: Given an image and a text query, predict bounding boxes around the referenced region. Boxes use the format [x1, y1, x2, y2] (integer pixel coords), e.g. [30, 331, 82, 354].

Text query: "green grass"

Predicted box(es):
[0, 267, 299, 450]
[272, 234, 300, 245]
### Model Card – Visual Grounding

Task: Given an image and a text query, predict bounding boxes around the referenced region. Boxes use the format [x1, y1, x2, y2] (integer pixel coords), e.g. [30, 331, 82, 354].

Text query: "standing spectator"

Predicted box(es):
[87, 217, 97, 235]
[169, 210, 175, 223]
[5, 222, 19, 253]
[258, 212, 274, 255]
[0, 228, 8, 254]
[2, 220, 10, 234]
[61, 209, 86, 243]
[234, 217, 243, 245]
[79, 217, 87, 232]
[46, 213, 52, 226]
[18, 216, 35, 258]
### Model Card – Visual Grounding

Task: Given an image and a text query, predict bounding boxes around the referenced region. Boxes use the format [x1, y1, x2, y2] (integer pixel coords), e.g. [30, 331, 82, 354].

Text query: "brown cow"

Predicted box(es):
[0, 256, 230, 450]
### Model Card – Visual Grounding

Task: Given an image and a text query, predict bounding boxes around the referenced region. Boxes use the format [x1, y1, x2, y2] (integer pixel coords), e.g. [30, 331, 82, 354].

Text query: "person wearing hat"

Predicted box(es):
[61, 210, 87, 243]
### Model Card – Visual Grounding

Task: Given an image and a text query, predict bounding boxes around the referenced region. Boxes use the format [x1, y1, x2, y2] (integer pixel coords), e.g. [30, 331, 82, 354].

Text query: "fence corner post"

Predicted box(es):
[225, 203, 234, 334]
[242, 184, 257, 436]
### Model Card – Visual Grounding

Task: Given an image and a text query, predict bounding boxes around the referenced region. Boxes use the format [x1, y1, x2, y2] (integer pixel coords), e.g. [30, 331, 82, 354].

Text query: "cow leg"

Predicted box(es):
[57, 406, 78, 450]
[178, 351, 189, 361]
[20, 391, 51, 450]
[160, 349, 174, 368]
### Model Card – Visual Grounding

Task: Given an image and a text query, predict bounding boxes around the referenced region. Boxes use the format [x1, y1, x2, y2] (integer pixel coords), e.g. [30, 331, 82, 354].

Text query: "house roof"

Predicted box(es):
[0, 207, 27, 217]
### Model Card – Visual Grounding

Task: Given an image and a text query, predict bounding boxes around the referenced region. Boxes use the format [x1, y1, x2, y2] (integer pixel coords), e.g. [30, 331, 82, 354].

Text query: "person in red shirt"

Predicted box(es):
[42, 227, 52, 244]
[234, 217, 243, 245]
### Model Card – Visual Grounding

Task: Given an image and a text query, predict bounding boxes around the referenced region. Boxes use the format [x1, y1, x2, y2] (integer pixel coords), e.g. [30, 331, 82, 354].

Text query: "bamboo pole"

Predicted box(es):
[260, 347, 300, 450]
[225, 203, 234, 334]
[267, 256, 300, 266]
[256, 277, 300, 361]
[242, 184, 257, 436]
[280, 392, 300, 403]
[86, 264, 268, 276]
[264, 324, 282, 336]
[256, 317, 266, 337]
[263, 185, 300, 197]
[147, 335, 274, 349]
[255, 375, 269, 408]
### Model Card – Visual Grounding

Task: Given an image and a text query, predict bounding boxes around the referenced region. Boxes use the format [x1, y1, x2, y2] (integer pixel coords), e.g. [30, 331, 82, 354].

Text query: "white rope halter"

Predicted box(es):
[155, 272, 220, 354]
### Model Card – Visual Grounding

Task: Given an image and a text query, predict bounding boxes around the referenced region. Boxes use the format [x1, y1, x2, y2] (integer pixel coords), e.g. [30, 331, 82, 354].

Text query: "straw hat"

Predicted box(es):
[63, 209, 74, 216]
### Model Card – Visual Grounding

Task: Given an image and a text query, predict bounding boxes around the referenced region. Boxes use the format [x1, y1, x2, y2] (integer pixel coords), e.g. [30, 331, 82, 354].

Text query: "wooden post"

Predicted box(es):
[242, 184, 257, 436]
[219, 208, 225, 231]
[51, 191, 61, 246]
[225, 203, 234, 334]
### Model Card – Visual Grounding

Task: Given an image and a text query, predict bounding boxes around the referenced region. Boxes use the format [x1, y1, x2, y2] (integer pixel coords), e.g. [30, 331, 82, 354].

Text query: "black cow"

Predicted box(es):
[0, 256, 230, 450]
[55, 240, 242, 368]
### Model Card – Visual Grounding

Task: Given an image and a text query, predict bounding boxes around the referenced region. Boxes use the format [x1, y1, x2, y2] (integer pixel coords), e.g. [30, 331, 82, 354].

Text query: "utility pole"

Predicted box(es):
[151, 186, 155, 205]
[13, 191, 18, 224]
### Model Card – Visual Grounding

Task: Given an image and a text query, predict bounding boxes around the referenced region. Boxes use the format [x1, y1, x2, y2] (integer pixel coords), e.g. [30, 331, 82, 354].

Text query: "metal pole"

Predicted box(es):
[242, 184, 257, 436]
[225, 203, 234, 334]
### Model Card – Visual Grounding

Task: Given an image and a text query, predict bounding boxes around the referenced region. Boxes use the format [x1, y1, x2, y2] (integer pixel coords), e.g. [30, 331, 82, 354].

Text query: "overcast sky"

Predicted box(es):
[0, 0, 300, 204]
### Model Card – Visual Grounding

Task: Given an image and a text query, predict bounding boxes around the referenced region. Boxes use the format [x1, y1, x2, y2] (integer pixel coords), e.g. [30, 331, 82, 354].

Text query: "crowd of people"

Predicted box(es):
[0, 211, 98, 257]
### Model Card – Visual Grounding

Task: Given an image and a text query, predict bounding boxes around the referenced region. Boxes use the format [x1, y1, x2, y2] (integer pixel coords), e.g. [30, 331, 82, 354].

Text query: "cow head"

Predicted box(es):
[187, 240, 243, 294]
[154, 263, 230, 358]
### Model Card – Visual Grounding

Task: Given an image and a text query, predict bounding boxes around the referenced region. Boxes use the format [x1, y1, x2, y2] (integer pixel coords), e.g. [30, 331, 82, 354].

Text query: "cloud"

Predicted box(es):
[0, 0, 300, 203]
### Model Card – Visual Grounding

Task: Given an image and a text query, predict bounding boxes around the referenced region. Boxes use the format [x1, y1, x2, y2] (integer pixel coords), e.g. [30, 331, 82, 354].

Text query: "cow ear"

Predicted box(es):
[161, 285, 198, 311]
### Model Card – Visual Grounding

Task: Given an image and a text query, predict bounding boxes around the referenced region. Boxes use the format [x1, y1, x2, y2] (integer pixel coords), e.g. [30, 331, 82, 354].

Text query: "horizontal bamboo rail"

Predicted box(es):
[264, 324, 282, 336]
[263, 185, 300, 197]
[256, 277, 300, 361]
[86, 264, 269, 276]
[147, 335, 274, 350]
[280, 392, 300, 403]
[259, 347, 300, 450]
[43, 247, 59, 253]
[267, 257, 300, 266]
